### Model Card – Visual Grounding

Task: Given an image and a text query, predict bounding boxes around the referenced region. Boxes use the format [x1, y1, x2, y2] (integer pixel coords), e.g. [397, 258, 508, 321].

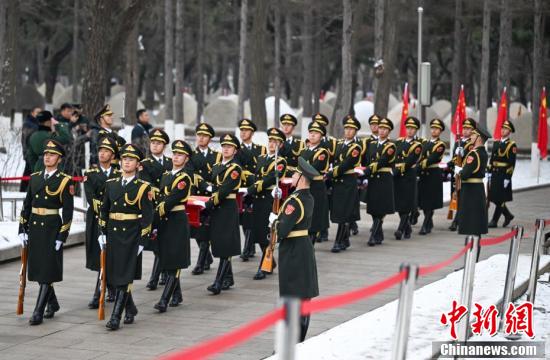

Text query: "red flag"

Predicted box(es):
[451, 85, 466, 136]
[538, 87, 548, 159]
[399, 83, 409, 137]
[493, 87, 508, 140]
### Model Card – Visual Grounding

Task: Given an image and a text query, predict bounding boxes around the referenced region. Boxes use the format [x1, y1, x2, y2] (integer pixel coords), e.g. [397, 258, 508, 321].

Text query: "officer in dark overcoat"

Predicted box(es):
[19, 139, 74, 325]
[279, 114, 305, 174]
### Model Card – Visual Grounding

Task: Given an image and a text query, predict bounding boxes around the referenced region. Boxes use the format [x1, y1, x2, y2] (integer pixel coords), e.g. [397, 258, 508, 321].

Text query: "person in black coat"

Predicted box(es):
[456, 125, 490, 236]
[20, 106, 41, 192]
[487, 120, 517, 228]
[89, 105, 126, 167]
[392, 117, 423, 240]
[131, 109, 153, 155]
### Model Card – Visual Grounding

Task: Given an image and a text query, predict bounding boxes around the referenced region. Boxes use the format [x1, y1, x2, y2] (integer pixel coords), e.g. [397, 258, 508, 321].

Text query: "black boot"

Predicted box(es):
[419, 211, 431, 235]
[502, 204, 514, 227]
[319, 229, 329, 242]
[124, 292, 138, 324]
[44, 286, 60, 319]
[427, 211, 434, 232]
[368, 218, 379, 246]
[395, 214, 406, 240]
[403, 214, 412, 239]
[29, 284, 50, 325]
[192, 242, 208, 275]
[106, 288, 128, 330]
[350, 221, 359, 236]
[410, 209, 420, 225]
[449, 211, 458, 231]
[222, 262, 235, 289]
[342, 224, 351, 249]
[205, 248, 213, 270]
[331, 224, 343, 253]
[170, 277, 183, 306]
[155, 276, 177, 313]
[106, 284, 116, 302]
[207, 259, 229, 295]
[375, 219, 384, 245]
[159, 272, 167, 286]
[88, 273, 101, 309]
[254, 247, 268, 280]
[488, 205, 501, 228]
[147, 256, 161, 290]
[299, 315, 311, 342]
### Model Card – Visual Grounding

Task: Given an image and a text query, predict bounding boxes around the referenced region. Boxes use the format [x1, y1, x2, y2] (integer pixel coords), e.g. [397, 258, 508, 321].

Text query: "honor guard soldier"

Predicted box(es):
[447, 118, 476, 231]
[363, 117, 396, 246]
[18, 139, 74, 325]
[189, 123, 220, 275]
[301, 122, 330, 244]
[418, 118, 446, 235]
[89, 105, 126, 167]
[326, 115, 362, 253]
[455, 125, 491, 237]
[84, 137, 121, 308]
[243, 128, 287, 279]
[270, 157, 319, 342]
[279, 113, 305, 174]
[153, 140, 194, 312]
[98, 144, 154, 330]
[196, 134, 242, 295]
[392, 117, 422, 240]
[487, 120, 517, 227]
[139, 128, 173, 291]
[236, 118, 266, 261]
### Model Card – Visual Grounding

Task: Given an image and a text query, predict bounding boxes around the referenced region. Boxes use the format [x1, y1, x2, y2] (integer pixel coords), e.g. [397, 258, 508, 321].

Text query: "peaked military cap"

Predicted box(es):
[196, 122, 215, 137]
[378, 117, 394, 131]
[308, 121, 327, 136]
[98, 136, 118, 155]
[463, 117, 477, 130]
[297, 156, 320, 181]
[238, 118, 257, 132]
[120, 144, 144, 161]
[368, 114, 381, 125]
[312, 113, 329, 126]
[95, 104, 113, 121]
[473, 124, 492, 142]
[280, 113, 298, 126]
[220, 134, 240, 149]
[267, 127, 285, 142]
[343, 115, 361, 130]
[405, 116, 420, 129]
[43, 139, 65, 157]
[150, 128, 170, 144]
[172, 139, 192, 155]
[502, 120, 515, 133]
[430, 118, 445, 131]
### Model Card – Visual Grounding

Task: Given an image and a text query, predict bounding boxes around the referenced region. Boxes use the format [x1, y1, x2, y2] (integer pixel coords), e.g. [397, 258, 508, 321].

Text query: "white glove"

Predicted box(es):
[18, 233, 28, 247]
[486, 172, 492, 180]
[454, 166, 462, 175]
[206, 185, 213, 193]
[55, 240, 63, 251]
[138, 245, 144, 255]
[194, 200, 206, 208]
[362, 179, 369, 186]
[504, 179, 510, 188]
[268, 212, 278, 226]
[455, 147, 464, 156]
[354, 167, 365, 176]
[238, 187, 248, 194]
[271, 187, 282, 199]
[97, 234, 106, 249]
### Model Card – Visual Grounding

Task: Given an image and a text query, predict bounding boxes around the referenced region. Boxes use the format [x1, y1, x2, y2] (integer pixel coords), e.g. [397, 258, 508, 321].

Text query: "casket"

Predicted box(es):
[187, 196, 210, 228]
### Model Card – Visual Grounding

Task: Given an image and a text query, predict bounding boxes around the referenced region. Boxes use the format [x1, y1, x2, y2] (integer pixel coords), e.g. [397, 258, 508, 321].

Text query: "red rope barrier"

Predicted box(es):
[418, 243, 471, 277]
[479, 229, 517, 247]
[301, 270, 407, 316]
[160, 306, 285, 360]
[0, 176, 84, 182]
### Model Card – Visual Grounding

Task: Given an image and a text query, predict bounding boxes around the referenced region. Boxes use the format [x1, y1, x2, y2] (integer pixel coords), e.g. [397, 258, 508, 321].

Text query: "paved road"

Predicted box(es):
[0, 187, 549, 360]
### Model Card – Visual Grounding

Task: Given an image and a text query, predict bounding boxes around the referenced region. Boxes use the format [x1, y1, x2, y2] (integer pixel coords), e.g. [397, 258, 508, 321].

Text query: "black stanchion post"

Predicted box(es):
[391, 263, 418, 360]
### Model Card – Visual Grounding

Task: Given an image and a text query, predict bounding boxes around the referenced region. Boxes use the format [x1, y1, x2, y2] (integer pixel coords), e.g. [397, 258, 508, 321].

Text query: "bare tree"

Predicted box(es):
[237, 0, 248, 121]
[164, 0, 174, 123]
[124, 24, 139, 125]
[71, 0, 80, 103]
[372, 0, 385, 94]
[532, 0, 545, 142]
[196, 0, 204, 124]
[478, 0, 491, 128]
[249, 0, 269, 129]
[0, 0, 19, 116]
[451, 0, 464, 114]
[175, 0, 185, 124]
[301, 0, 314, 119]
[273, 2, 282, 124]
[496, 0, 511, 98]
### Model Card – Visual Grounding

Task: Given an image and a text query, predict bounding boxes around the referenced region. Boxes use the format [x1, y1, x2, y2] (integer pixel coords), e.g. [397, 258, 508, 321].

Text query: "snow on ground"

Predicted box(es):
[0, 221, 85, 251]
[266, 254, 550, 360]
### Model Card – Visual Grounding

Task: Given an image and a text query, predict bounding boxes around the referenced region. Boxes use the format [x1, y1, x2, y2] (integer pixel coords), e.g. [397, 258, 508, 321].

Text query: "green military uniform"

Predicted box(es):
[153, 139, 194, 312]
[359, 115, 381, 205]
[301, 122, 330, 243]
[205, 134, 242, 295]
[189, 123, 220, 275]
[274, 157, 319, 342]
[327, 115, 362, 252]
[279, 114, 305, 173]
[90, 105, 126, 167]
[418, 119, 446, 235]
[488, 120, 517, 227]
[99, 144, 153, 330]
[27, 111, 71, 172]
[393, 117, 423, 240]
[19, 139, 74, 325]
[246, 128, 287, 280]
[457, 126, 490, 236]
[83, 136, 121, 308]
[364, 118, 397, 246]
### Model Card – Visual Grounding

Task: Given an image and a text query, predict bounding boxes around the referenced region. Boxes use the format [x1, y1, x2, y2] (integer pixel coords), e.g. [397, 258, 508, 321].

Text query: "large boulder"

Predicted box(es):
[509, 102, 528, 121]
[107, 92, 145, 128]
[37, 82, 65, 100]
[203, 95, 239, 129]
[323, 91, 337, 107]
[110, 84, 125, 97]
[353, 100, 374, 130]
[52, 85, 82, 109]
[155, 93, 199, 126]
[430, 99, 452, 119]
[16, 84, 45, 111]
[265, 96, 296, 128]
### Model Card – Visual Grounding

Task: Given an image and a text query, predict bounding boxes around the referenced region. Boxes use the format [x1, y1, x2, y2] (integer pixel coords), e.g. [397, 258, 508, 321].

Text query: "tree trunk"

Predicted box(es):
[451, 0, 464, 115]
[164, 0, 174, 122]
[124, 24, 139, 125]
[372, 0, 385, 94]
[301, 0, 314, 119]
[0, 0, 19, 116]
[479, 0, 491, 128]
[285, 12, 300, 109]
[45, 39, 73, 105]
[496, 0, 511, 100]
[72, 0, 80, 103]
[249, 0, 269, 130]
[237, 0, 248, 122]
[532, 0, 545, 142]
[273, 1, 282, 125]
[332, 0, 353, 137]
[374, 0, 400, 116]
[196, 0, 204, 124]
[175, 0, 185, 124]
[312, 11, 321, 114]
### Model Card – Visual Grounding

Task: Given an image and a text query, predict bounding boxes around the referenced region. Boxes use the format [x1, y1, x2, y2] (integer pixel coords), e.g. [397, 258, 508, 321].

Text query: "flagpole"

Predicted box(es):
[417, 7, 424, 138]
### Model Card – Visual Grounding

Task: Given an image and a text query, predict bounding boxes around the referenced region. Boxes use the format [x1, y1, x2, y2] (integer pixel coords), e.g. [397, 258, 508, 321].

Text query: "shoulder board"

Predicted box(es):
[106, 178, 118, 183]
[397, 137, 405, 141]
[137, 178, 150, 185]
[60, 172, 71, 178]
[31, 171, 42, 176]
[84, 168, 98, 175]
